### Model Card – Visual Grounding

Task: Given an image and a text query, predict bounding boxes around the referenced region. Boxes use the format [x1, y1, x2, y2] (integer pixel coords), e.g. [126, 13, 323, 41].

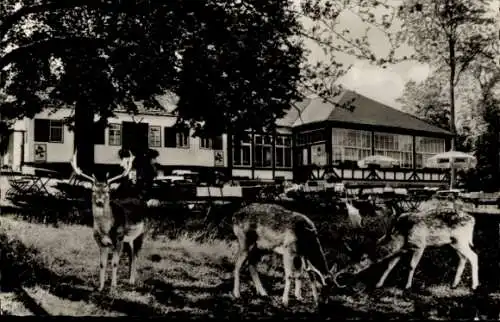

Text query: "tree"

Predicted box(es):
[463, 60, 500, 191]
[0, 0, 304, 172]
[398, 76, 451, 131]
[299, 0, 416, 99]
[397, 0, 497, 188]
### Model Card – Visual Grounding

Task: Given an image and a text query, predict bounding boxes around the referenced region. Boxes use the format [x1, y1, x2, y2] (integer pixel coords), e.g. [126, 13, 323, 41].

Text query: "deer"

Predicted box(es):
[232, 203, 347, 307]
[70, 150, 146, 292]
[332, 200, 479, 291]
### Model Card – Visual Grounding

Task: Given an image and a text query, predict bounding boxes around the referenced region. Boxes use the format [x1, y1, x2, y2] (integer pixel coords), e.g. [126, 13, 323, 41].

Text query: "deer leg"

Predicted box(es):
[127, 241, 136, 285]
[98, 246, 110, 292]
[233, 247, 249, 299]
[453, 243, 479, 290]
[376, 255, 402, 288]
[405, 249, 424, 290]
[110, 241, 124, 291]
[282, 251, 296, 307]
[294, 257, 306, 301]
[451, 252, 467, 289]
[129, 233, 144, 286]
[307, 271, 319, 305]
[247, 250, 268, 297]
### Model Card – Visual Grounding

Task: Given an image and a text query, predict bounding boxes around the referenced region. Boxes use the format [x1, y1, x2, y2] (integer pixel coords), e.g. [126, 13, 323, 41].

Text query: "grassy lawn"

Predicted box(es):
[0, 213, 498, 318]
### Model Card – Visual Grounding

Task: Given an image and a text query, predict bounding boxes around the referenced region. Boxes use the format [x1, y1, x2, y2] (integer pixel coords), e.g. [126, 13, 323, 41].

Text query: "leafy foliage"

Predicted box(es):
[0, 0, 304, 160]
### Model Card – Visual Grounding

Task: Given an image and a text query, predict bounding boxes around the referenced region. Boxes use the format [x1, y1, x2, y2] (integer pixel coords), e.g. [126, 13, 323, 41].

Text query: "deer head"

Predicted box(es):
[70, 150, 135, 205]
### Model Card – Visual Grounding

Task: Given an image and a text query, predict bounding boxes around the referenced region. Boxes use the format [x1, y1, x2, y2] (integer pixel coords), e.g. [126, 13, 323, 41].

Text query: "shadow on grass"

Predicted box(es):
[0, 233, 163, 316]
[50, 283, 164, 316]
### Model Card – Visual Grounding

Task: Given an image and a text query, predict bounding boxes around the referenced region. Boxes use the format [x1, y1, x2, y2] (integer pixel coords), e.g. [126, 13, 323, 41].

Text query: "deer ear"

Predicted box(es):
[92, 174, 97, 181]
[106, 172, 110, 179]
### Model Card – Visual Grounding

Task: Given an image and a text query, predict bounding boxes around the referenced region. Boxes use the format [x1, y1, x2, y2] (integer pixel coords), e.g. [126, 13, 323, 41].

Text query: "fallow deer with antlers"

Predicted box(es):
[70, 151, 146, 292]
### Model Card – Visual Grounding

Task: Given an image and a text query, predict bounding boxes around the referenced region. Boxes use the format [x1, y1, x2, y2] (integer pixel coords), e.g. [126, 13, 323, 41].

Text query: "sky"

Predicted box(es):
[296, 0, 499, 109]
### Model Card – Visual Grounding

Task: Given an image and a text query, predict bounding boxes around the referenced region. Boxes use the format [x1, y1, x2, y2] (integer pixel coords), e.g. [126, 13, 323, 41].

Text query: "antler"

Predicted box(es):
[332, 270, 349, 289]
[70, 151, 96, 183]
[107, 150, 135, 184]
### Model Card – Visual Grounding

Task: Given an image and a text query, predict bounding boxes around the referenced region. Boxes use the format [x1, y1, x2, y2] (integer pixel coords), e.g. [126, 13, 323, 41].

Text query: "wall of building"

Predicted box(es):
[14, 108, 229, 169]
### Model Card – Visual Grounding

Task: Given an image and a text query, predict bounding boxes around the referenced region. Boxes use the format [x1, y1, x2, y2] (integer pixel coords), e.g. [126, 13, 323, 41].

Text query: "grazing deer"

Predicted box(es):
[232, 203, 344, 307]
[333, 202, 479, 291]
[70, 151, 146, 292]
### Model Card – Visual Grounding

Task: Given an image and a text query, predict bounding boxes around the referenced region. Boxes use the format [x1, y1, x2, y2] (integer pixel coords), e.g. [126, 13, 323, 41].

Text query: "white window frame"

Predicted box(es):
[416, 136, 446, 168]
[232, 135, 252, 167]
[200, 137, 213, 149]
[332, 128, 372, 164]
[374, 132, 413, 168]
[148, 126, 161, 147]
[108, 123, 122, 146]
[275, 135, 292, 168]
[48, 120, 64, 143]
[176, 131, 190, 148]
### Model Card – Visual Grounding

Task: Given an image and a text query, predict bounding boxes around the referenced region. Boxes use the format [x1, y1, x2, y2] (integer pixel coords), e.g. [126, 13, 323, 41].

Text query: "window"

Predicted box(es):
[232, 134, 252, 166]
[176, 131, 190, 148]
[200, 135, 223, 149]
[374, 132, 413, 168]
[164, 127, 190, 148]
[148, 126, 161, 147]
[331, 129, 371, 164]
[213, 135, 223, 150]
[200, 137, 212, 149]
[108, 123, 122, 146]
[34, 119, 64, 143]
[416, 136, 446, 168]
[275, 135, 292, 168]
[296, 129, 326, 146]
[254, 134, 273, 168]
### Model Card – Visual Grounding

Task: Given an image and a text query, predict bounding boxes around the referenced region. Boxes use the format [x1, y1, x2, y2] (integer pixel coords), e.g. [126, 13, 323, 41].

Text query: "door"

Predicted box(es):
[121, 121, 149, 155]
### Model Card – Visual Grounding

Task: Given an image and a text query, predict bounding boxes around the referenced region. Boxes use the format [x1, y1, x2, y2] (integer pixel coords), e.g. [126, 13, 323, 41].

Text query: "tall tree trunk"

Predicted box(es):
[449, 37, 456, 190]
[74, 100, 95, 175]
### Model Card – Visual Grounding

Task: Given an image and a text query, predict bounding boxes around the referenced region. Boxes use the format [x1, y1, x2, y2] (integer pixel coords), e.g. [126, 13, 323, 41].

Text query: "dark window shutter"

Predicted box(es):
[34, 119, 50, 142]
[164, 127, 177, 147]
[93, 122, 106, 145]
[213, 135, 223, 150]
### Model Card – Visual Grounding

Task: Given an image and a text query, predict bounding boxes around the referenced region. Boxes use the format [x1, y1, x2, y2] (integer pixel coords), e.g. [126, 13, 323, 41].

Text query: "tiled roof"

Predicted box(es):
[114, 93, 178, 116]
[275, 98, 311, 127]
[288, 90, 452, 136]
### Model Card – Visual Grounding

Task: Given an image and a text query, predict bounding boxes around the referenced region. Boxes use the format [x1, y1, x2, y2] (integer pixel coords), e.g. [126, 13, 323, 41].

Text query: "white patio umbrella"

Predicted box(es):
[425, 150, 477, 190]
[357, 155, 399, 168]
[425, 150, 477, 170]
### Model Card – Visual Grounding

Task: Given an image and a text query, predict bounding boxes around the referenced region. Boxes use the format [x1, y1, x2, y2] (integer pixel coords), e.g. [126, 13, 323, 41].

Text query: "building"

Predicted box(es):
[1, 90, 452, 186]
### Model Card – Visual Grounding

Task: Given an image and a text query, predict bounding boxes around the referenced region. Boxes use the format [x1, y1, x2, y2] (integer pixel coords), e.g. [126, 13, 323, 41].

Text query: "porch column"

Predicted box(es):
[272, 129, 276, 179]
[371, 131, 375, 155]
[412, 135, 417, 169]
[251, 130, 255, 180]
[227, 130, 233, 179]
[325, 126, 332, 166]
